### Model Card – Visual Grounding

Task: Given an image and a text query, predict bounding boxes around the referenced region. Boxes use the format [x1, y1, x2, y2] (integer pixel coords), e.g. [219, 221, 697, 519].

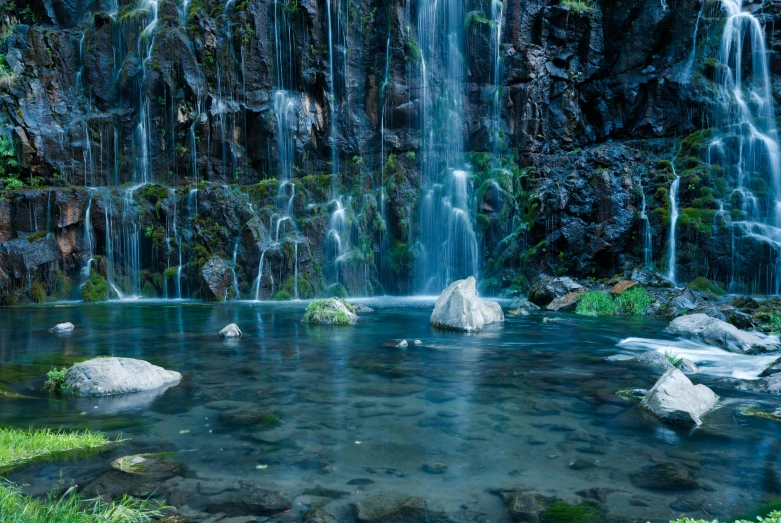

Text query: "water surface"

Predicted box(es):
[1, 300, 780, 522]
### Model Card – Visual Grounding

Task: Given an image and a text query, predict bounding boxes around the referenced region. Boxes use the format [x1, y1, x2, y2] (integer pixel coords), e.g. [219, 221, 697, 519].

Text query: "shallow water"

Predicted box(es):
[1, 300, 780, 522]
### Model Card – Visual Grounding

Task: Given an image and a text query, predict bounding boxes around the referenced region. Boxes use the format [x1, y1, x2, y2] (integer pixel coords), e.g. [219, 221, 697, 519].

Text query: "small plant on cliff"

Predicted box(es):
[562, 0, 595, 13]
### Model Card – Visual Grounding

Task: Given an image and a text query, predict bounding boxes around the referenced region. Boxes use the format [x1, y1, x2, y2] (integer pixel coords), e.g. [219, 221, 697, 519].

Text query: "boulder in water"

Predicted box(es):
[760, 358, 781, 377]
[50, 322, 74, 333]
[429, 277, 504, 332]
[65, 357, 181, 396]
[302, 298, 358, 325]
[218, 323, 242, 338]
[640, 368, 717, 426]
[669, 313, 780, 353]
[633, 350, 699, 374]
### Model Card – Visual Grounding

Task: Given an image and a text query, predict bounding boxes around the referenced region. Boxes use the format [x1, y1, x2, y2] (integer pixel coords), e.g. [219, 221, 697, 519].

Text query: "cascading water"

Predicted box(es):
[134, 0, 159, 185]
[416, 0, 478, 293]
[667, 162, 680, 285]
[706, 0, 781, 293]
[639, 187, 653, 268]
[80, 192, 95, 284]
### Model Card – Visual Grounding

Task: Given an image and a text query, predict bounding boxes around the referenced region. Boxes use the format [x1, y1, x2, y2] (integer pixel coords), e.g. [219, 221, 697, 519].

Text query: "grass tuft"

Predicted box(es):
[665, 350, 682, 366]
[576, 286, 653, 317]
[0, 480, 165, 523]
[0, 428, 113, 471]
[668, 510, 781, 522]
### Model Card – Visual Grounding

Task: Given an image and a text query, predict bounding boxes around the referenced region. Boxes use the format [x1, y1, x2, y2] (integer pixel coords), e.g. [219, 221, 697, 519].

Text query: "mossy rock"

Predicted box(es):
[141, 281, 157, 298]
[302, 298, 357, 325]
[540, 500, 606, 523]
[328, 283, 348, 299]
[688, 277, 724, 296]
[81, 271, 108, 302]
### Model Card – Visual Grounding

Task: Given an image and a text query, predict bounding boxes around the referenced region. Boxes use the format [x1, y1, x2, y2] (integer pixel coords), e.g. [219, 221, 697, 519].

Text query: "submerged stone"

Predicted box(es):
[50, 322, 74, 333]
[630, 462, 699, 491]
[218, 323, 242, 338]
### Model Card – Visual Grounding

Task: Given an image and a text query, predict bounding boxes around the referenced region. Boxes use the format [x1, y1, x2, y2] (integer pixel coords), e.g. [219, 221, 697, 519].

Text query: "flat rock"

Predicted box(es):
[669, 314, 780, 353]
[545, 291, 582, 312]
[205, 487, 291, 517]
[630, 462, 699, 490]
[65, 357, 181, 396]
[610, 280, 638, 295]
[640, 368, 717, 426]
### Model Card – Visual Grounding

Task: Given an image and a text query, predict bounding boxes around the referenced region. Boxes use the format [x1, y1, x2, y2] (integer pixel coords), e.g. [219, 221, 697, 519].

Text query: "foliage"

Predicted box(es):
[0, 480, 165, 523]
[140, 281, 157, 298]
[29, 281, 46, 303]
[770, 315, 781, 335]
[688, 277, 725, 296]
[0, 428, 110, 470]
[665, 350, 682, 366]
[273, 290, 292, 301]
[576, 286, 653, 317]
[668, 510, 781, 523]
[81, 271, 108, 302]
[562, 0, 595, 13]
[302, 299, 353, 325]
[27, 231, 47, 242]
[44, 367, 68, 393]
[328, 283, 348, 299]
[575, 291, 616, 317]
[614, 286, 653, 315]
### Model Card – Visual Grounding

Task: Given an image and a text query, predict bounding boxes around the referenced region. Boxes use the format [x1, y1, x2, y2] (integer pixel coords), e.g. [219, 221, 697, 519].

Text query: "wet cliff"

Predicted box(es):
[1, 0, 781, 302]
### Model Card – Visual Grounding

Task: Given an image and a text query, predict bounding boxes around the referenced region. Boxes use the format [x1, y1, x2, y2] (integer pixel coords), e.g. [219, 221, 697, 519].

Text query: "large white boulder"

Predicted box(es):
[430, 277, 504, 332]
[640, 368, 718, 426]
[218, 323, 242, 338]
[65, 357, 181, 396]
[669, 313, 780, 354]
[50, 322, 74, 333]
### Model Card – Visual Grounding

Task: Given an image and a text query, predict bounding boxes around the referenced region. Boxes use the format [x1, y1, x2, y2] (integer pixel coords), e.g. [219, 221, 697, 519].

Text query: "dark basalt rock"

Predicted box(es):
[204, 485, 291, 517]
[629, 462, 700, 491]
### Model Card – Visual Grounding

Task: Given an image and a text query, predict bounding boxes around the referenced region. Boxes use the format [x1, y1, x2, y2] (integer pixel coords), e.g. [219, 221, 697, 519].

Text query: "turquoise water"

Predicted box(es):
[1, 299, 780, 522]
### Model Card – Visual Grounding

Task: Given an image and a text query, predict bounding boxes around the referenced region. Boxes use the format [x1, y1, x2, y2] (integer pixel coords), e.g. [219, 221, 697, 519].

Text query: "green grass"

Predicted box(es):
[669, 510, 781, 522]
[575, 287, 653, 317]
[665, 350, 682, 366]
[0, 481, 164, 523]
[0, 428, 113, 471]
[575, 291, 616, 317]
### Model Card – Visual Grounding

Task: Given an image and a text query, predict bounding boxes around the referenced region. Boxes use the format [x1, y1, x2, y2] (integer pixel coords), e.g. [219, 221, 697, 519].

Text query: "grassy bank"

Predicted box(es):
[0, 481, 163, 522]
[671, 511, 781, 523]
[0, 428, 113, 471]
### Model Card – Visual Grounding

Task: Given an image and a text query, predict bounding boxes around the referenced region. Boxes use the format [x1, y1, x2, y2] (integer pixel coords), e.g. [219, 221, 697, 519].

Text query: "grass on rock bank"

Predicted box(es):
[0, 428, 113, 471]
[575, 286, 654, 317]
[0, 481, 164, 523]
[670, 511, 781, 523]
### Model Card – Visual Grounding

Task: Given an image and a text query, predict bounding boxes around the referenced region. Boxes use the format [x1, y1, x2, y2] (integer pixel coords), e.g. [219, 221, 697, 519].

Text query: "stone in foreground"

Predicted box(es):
[50, 322, 74, 333]
[640, 368, 717, 426]
[430, 277, 504, 332]
[218, 323, 242, 338]
[302, 298, 358, 325]
[65, 357, 182, 396]
[669, 313, 780, 353]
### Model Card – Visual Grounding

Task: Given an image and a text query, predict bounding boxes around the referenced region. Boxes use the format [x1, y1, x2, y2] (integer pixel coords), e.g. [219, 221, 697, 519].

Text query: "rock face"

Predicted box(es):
[201, 256, 233, 302]
[633, 350, 699, 374]
[669, 314, 781, 354]
[218, 323, 242, 338]
[65, 357, 182, 396]
[640, 368, 718, 426]
[50, 322, 74, 333]
[529, 276, 584, 306]
[430, 277, 504, 332]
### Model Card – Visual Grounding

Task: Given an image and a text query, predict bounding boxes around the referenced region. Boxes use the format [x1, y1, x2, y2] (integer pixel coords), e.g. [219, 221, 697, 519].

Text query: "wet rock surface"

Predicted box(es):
[430, 277, 503, 332]
[640, 369, 718, 426]
[65, 357, 182, 396]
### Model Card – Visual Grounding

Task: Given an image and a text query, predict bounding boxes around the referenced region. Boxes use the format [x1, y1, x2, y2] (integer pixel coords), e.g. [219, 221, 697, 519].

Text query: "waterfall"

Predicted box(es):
[254, 249, 269, 300]
[639, 187, 653, 268]
[231, 241, 240, 299]
[680, 0, 704, 83]
[490, 0, 504, 145]
[415, 0, 478, 294]
[327, 198, 347, 285]
[134, 0, 159, 184]
[293, 241, 298, 299]
[708, 0, 781, 293]
[80, 192, 95, 284]
[325, 0, 338, 175]
[667, 161, 680, 285]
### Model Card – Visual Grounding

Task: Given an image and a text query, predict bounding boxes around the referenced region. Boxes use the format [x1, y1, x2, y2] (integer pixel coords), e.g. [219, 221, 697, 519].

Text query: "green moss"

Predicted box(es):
[164, 266, 179, 279]
[81, 271, 108, 302]
[742, 406, 781, 422]
[561, 0, 595, 13]
[476, 213, 490, 230]
[141, 281, 157, 298]
[27, 231, 48, 242]
[52, 269, 73, 300]
[274, 290, 292, 301]
[540, 501, 604, 523]
[302, 299, 354, 325]
[688, 276, 725, 295]
[29, 281, 46, 303]
[328, 283, 348, 299]
[575, 291, 617, 317]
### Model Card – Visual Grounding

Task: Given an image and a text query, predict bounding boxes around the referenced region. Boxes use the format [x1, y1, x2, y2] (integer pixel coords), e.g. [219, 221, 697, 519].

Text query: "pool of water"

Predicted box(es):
[1, 299, 780, 522]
